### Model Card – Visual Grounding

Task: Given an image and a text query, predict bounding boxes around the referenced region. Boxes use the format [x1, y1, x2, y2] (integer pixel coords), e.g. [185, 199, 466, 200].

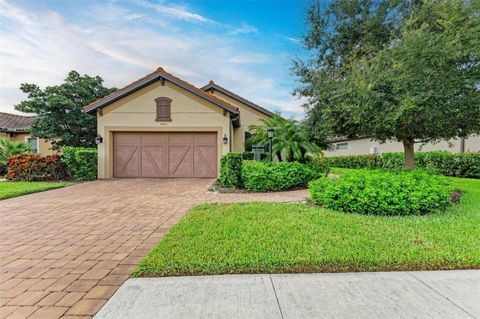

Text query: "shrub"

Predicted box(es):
[0, 162, 6, 176]
[61, 147, 97, 181]
[241, 152, 254, 160]
[7, 154, 68, 181]
[0, 138, 31, 162]
[242, 160, 328, 192]
[325, 151, 480, 178]
[220, 153, 244, 187]
[309, 170, 453, 216]
[1, 138, 31, 176]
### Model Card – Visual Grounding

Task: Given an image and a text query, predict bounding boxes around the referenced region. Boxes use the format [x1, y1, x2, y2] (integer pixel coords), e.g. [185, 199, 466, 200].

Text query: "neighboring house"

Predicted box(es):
[324, 136, 480, 157]
[0, 112, 54, 155]
[83, 67, 274, 179]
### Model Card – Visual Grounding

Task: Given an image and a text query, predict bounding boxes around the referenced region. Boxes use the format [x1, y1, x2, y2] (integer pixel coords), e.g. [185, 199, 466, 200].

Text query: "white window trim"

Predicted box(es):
[335, 142, 348, 150]
[25, 136, 40, 153]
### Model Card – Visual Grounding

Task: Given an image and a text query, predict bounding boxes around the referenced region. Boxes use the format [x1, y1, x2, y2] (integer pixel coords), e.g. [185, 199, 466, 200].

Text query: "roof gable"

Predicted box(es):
[201, 81, 274, 117]
[83, 68, 239, 115]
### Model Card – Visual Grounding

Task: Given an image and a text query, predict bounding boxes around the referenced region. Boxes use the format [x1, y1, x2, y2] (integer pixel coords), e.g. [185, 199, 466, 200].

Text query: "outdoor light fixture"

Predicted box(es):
[267, 127, 274, 162]
[267, 127, 274, 138]
[223, 134, 228, 145]
[95, 134, 103, 145]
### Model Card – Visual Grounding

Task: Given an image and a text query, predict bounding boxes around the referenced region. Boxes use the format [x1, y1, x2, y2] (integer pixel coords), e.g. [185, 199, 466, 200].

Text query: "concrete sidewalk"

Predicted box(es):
[94, 270, 479, 319]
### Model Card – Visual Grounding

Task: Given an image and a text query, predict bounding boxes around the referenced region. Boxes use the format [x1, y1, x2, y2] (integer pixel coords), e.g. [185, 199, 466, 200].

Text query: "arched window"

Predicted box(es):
[155, 97, 172, 122]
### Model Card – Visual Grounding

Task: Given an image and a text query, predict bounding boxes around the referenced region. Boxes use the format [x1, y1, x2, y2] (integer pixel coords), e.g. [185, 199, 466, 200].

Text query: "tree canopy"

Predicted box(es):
[15, 71, 115, 149]
[294, 0, 480, 168]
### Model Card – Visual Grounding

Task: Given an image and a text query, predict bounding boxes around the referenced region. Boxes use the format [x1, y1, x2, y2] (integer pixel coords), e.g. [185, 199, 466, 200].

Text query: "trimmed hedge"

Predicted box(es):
[309, 170, 453, 216]
[220, 153, 244, 187]
[7, 154, 68, 182]
[241, 152, 254, 160]
[325, 151, 480, 178]
[61, 147, 97, 181]
[242, 160, 328, 192]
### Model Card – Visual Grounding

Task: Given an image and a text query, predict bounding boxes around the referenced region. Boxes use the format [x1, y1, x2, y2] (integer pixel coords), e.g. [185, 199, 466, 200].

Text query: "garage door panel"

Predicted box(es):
[113, 132, 216, 178]
[194, 133, 217, 145]
[115, 145, 141, 177]
[115, 133, 141, 145]
[169, 133, 194, 144]
[142, 133, 168, 145]
[194, 146, 217, 177]
[169, 145, 193, 177]
[142, 146, 168, 177]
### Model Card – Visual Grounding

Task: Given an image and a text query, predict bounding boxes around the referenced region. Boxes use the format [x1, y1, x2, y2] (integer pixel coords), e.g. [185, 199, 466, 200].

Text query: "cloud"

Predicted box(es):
[257, 96, 308, 119]
[285, 36, 302, 44]
[230, 22, 258, 35]
[0, 0, 303, 119]
[138, 0, 215, 24]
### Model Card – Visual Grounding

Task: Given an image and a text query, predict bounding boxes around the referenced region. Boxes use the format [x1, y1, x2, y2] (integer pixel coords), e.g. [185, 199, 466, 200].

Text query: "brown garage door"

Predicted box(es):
[114, 132, 217, 178]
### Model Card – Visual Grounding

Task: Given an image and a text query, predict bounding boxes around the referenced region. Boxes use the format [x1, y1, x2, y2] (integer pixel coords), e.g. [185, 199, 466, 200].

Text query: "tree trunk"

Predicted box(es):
[300, 150, 307, 163]
[276, 152, 282, 162]
[402, 139, 416, 170]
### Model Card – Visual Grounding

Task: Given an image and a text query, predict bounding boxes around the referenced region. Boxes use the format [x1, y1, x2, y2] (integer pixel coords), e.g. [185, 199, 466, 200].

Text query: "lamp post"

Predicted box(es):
[267, 127, 274, 162]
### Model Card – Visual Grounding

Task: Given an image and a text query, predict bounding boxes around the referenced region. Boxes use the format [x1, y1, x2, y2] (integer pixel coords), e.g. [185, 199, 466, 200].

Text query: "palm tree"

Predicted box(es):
[0, 138, 31, 162]
[247, 115, 318, 162]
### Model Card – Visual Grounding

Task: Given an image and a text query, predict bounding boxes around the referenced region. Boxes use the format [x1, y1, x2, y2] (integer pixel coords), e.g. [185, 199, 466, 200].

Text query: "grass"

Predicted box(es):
[134, 172, 480, 277]
[0, 181, 75, 200]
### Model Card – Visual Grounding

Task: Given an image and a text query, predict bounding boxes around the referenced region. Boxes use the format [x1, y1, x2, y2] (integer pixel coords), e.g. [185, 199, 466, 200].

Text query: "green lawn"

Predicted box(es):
[0, 181, 75, 200]
[134, 173, 480, 277]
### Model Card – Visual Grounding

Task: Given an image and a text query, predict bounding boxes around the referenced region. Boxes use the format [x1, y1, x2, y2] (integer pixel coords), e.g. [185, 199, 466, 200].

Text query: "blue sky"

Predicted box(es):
[0, 0, 314, 118]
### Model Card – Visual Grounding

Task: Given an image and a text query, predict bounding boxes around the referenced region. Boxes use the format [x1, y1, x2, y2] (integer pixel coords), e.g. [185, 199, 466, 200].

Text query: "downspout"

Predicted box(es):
[229, 114, 239, 152]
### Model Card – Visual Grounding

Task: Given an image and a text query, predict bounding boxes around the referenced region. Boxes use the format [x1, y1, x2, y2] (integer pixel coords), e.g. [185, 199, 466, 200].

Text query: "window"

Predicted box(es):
[335, 142, 348, 150]
[26, 137, 39, 153]
[244, 131, 252, 152]
[155, 97, 172, 122]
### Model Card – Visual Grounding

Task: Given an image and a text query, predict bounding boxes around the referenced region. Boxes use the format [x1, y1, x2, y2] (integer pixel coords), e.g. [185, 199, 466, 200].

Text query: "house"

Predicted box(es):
[83, 67, 274, 179]
[0, 112, 54, 155]
[324, 136, 480, 157]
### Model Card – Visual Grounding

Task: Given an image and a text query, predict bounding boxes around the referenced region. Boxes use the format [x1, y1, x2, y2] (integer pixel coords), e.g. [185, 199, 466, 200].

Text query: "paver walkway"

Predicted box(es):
[95, 270, 480, 319]
[0, 179, 308, 318]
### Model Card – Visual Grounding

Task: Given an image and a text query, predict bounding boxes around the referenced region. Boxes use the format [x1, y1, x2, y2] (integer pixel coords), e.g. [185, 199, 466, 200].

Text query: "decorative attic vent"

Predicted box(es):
[155, 97, 172, 122]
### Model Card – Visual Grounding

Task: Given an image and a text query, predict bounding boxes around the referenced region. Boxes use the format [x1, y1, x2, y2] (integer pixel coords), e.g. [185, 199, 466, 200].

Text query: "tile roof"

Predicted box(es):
[201, 81, 274, 117]
[0, 112, 37, 133]
[83, 67, 239, 114]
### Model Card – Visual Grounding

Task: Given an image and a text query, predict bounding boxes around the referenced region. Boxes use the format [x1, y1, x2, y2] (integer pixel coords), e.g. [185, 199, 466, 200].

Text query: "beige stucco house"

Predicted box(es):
[324, 136, 480, 157]
[84, 67, 274, 179]
[0, 112, 54, 155]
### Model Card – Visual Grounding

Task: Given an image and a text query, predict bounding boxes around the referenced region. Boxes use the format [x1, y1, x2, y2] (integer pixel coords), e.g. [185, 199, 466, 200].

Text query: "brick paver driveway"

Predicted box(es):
[0, 179, 307, 319]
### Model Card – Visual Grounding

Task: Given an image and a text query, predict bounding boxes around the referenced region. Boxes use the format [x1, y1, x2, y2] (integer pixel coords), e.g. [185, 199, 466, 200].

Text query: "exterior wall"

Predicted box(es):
[324, 136, 480, 157]
[210, 90, 270, 152]
[97, 81, 231, 179]
[1, 132, 55, 155]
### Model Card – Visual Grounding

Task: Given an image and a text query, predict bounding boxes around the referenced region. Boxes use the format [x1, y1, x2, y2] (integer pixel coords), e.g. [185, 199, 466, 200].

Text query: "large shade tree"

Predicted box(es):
[15, 71, 115, 149]
[294, 0, 480, 169]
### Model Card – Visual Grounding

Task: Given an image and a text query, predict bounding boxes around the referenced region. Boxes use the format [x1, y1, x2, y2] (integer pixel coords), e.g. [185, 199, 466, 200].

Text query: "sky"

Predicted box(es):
[0, 0, 313, 119]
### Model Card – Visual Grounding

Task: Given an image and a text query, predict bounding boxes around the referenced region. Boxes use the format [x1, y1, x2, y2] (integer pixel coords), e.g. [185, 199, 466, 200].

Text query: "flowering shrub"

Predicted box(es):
[7, 154, 68, 181]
